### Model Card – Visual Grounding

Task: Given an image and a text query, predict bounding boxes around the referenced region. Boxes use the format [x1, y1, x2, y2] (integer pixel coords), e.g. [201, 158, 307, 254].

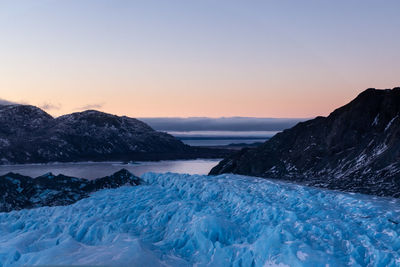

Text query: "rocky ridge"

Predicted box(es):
[0, 105, 228, 164]
[210, 87, 400, 197]
[0, 169, 140, 212]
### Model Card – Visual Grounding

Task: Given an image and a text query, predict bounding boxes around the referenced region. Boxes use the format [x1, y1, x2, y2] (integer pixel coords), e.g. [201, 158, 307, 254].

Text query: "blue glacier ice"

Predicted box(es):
[1, 172, 400, 266]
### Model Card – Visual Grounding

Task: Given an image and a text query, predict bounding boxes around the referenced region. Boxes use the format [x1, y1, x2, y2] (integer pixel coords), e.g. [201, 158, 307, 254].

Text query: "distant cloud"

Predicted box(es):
[0, 98, 18, 106]
[40, 102, 61, 110]
[75, 103, 105, 110]
[140, 117, 308, 131]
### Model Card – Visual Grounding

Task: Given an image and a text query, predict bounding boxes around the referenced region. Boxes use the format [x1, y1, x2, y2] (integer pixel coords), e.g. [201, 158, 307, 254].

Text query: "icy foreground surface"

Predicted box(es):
[1, 173, 400, 266]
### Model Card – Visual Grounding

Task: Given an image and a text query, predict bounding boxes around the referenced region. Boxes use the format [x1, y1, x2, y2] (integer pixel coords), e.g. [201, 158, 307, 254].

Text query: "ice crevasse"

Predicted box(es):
[0, 172, 400, 266]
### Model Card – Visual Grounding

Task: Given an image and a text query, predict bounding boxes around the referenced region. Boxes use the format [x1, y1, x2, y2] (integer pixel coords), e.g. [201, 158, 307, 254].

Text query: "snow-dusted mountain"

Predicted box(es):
[0, 105, 227, 164]
[0, 169, 140, 212]
[211, 87, 400, 197]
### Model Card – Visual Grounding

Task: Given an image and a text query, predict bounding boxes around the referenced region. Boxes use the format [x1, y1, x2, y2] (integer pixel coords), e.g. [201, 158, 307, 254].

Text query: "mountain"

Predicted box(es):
[0, 169, 140, 212]
[210, 87, 400, 197]
[140, 117, 304, 131]
[0, 105, 228, 164]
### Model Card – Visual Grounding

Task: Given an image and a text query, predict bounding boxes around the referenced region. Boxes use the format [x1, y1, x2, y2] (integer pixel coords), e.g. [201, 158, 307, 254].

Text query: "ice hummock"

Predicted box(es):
[1, 172, 400, 266]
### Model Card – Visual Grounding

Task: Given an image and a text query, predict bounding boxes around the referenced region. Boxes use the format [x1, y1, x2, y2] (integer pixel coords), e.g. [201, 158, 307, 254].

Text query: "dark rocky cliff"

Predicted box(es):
[0, 169, 140, 212]
[210, 87, 400, 197]
[0, 106, 228, 164]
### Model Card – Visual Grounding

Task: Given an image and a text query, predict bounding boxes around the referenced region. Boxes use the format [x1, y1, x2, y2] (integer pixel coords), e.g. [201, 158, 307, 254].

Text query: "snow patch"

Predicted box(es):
[296, 251, 308, 261]
[371, 114, 379, 126]
[385, 115, 399, 132]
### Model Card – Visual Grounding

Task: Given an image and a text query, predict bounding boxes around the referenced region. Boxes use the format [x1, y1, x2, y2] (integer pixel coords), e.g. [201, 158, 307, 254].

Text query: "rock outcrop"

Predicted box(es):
[210, 87, 400, 197]
[0, 169, 140, 212]
[0, 105, 228, 164]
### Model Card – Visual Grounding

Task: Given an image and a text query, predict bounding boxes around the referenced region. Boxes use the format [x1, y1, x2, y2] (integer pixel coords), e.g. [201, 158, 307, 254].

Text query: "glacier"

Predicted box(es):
[1, 173, 400, 267]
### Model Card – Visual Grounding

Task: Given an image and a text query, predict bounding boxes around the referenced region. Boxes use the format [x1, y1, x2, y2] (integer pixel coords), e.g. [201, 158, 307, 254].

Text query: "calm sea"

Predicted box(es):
[169, 130, 277, 146]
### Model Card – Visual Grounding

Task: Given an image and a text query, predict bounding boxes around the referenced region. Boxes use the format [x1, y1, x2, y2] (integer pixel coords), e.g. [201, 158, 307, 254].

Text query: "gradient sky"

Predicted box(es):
[1, 0, 399, 118]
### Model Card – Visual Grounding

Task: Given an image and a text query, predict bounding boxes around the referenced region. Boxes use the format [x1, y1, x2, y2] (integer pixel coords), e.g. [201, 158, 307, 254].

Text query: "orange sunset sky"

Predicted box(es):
[1, 1, 399, 118]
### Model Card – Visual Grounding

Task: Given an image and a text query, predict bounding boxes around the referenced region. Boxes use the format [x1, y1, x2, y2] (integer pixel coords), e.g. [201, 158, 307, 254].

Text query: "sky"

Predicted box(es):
[0, 0, 399, 118]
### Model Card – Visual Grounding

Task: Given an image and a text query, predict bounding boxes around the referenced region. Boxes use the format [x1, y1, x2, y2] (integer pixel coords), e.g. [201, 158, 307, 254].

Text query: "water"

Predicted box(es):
[0, 159, 220, 179]
[179, 139, 265, 146]
[168, 130, 278, 146]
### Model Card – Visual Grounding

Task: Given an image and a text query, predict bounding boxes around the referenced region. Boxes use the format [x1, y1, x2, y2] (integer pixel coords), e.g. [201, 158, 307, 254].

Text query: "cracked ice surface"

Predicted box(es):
[1, 173, 400, 266]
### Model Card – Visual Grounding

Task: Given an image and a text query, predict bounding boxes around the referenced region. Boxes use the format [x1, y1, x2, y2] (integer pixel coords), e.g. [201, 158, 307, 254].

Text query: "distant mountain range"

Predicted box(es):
[211, 87, 400, 198]
[0, 105, 229, 164]
[0, 169, 140, 212]
[140, 117, 304, 132]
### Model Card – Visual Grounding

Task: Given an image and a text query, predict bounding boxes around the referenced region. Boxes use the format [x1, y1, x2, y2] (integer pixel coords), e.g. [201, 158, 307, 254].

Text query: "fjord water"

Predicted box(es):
[0, 159, 220, 179]
[1, 173, 399, 266]
[169, 130, 277, 146]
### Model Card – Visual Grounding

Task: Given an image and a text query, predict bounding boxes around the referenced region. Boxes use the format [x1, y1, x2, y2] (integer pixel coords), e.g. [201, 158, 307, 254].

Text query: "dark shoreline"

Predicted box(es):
[0, 146, 233, 165]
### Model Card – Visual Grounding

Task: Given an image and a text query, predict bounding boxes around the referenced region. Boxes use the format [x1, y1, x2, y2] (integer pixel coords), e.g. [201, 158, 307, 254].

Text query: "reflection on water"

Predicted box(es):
[0, 159, 221, 180]
[168, 130, 279, 137]
[182, 139, 265, 146]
